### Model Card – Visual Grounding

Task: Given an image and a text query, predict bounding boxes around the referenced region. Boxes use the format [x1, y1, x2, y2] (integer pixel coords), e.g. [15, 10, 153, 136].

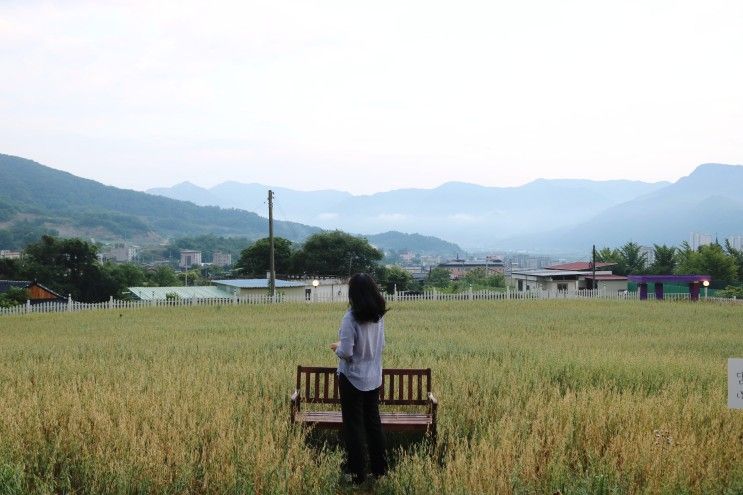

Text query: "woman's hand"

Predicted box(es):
[330, 341, 340, 352]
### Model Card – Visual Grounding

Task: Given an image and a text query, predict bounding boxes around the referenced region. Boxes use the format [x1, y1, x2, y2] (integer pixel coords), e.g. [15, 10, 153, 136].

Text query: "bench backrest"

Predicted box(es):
[296, 366, 431, 405]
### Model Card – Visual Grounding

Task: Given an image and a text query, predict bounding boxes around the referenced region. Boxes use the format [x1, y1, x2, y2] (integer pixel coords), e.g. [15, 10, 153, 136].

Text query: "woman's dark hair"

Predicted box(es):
[348, 273, 388, 323]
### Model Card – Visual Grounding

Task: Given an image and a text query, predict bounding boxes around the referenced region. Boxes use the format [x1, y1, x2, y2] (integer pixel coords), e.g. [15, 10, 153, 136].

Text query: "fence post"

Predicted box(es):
[109, 295, 113, 310]
[67, 294, 72, 312]
[468, 285, 473, 301]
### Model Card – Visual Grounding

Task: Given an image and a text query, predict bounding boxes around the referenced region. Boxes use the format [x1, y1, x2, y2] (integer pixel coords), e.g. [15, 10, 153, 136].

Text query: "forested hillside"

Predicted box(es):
[0, 154, 319, 246]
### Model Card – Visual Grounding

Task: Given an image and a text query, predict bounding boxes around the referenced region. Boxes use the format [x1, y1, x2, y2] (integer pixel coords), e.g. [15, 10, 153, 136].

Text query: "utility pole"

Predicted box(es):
[592, 244, 597, 290]
[268, 190, 276, 297]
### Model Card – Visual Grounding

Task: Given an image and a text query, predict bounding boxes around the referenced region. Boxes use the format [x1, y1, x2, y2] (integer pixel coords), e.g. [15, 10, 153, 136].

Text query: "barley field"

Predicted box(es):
[0, 300, 742, 494]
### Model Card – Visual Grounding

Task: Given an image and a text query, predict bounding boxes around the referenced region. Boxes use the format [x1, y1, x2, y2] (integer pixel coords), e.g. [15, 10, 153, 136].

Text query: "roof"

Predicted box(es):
[0, 280, 30, 293]
[0, 280, 65, 299]
[212, 279, 306, 289]
[547, 262, 616, 271]
[584, 275, 628, 281]
[511, 269, 593, 277]
[128, 286, 229, 300]
[627, 275, 711, 284]
[439, 259, 504, 267]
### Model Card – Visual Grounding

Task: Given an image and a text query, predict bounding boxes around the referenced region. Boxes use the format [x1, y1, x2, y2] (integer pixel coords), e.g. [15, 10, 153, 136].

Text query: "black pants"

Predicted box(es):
[338, 373, 388, 481]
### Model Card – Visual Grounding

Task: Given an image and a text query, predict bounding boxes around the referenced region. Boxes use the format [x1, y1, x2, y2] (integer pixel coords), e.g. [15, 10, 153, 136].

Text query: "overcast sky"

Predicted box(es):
[1, 0, 742, 194]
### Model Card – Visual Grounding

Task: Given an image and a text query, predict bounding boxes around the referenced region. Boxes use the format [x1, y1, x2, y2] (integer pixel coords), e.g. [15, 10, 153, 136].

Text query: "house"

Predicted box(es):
[0, 280, 66, 303]
[101, 243, 138, 263]
[211, 251, 233, 267]
[179, 250, 202, 269]
[0, 250, 21, 260]
[212, 279, 307, 297]
[437, 256, 505, 279]
[509, 261, 628, 293]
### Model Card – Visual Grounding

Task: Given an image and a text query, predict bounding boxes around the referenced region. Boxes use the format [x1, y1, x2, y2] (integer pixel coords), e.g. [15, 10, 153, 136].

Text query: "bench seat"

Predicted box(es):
[290, 366, 438, 442]
[294, 411, 433, 431]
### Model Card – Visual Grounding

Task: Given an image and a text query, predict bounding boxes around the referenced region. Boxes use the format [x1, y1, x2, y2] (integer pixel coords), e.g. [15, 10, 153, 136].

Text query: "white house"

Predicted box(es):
[510, 261, 628, 293]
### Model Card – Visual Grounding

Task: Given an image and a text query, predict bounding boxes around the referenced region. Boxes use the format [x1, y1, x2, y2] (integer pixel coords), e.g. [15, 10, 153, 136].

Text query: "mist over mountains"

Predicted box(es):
[149, 163, 743, 252]
[149, 178, 671, 250]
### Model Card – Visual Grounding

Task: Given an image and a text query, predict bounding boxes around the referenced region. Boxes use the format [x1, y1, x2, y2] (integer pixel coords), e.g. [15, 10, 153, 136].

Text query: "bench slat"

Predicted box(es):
[296, 366, 432, 405]
[296, 411, 433, 426]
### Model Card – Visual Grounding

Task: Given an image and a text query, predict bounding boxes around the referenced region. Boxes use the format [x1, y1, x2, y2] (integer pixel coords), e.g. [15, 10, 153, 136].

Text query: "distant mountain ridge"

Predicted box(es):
[498, 163, 743, 251]
[0, 153, 319, 243]
[148, 177, 669, 249]
[0, 154, 463, 255]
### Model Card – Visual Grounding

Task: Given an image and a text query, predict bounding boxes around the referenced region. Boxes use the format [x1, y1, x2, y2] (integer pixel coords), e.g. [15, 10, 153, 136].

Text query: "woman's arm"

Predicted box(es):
[334, 316, 355, 360]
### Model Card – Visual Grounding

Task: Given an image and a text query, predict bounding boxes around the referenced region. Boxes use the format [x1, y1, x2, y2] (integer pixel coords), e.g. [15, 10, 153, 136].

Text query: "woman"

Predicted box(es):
[330, 273, 388, 484]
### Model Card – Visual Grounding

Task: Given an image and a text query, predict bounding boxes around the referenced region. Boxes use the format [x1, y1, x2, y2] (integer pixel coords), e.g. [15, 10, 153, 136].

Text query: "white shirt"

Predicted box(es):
[335, 309, 385, 391]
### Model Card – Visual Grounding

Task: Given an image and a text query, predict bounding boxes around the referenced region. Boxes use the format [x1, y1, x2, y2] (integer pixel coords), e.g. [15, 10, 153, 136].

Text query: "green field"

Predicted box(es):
[1, 300, 742, 494]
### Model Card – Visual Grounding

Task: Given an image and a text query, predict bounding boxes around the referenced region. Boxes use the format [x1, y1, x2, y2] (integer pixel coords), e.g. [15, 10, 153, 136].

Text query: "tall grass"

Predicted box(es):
[1, 300, 742, 494]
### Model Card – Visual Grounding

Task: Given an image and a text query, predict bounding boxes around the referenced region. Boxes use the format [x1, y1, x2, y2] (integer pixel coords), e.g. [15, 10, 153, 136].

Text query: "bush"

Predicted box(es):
[0, 287, 27, 308]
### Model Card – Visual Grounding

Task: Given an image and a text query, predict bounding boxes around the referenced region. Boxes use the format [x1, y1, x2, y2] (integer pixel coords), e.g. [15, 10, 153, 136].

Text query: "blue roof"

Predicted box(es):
[128, 286, 229, 300]
[212, 279, 306, 289]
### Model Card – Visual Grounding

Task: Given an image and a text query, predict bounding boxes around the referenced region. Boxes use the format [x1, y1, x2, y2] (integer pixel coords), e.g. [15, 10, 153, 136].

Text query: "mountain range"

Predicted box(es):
[503, 163, 743, 251]
[149, 177, 672, 250]
[0, 154, 462, 255]
[149, 164, 743, 252]
[3, 152, 742, 254]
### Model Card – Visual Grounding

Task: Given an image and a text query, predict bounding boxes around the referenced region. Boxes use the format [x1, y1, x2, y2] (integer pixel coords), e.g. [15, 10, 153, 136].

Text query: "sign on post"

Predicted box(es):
[729, 358, 743, 409]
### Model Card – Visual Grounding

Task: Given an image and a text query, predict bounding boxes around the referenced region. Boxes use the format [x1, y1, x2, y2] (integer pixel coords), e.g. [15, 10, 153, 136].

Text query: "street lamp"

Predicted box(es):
[703, 280, 710, 299]
[312, 279, 320, 302]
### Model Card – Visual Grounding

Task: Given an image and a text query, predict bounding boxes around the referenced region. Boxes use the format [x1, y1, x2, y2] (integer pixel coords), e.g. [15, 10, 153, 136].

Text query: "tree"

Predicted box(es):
[236, 237, 293, 277]
[462, 268, 506, 289]
[177, 268, 209, 287]
[675, 243, 738, 282]
[146, 265, 180, 287]
[102, 263, 146, 298]
[294, 231, 383, 277]
[596, 243, 646, 275]
[617, 242, 647, 275]
[22, 235, 114, 302]
[379, 266, 413, 293]
[0, 258, 21, 279]
[650, 244, 676, 275]
[0, 287, 26, 308]
[425, 267, 452, 289]
[724, 240, 743, 283]
[595, 247, 619, 264]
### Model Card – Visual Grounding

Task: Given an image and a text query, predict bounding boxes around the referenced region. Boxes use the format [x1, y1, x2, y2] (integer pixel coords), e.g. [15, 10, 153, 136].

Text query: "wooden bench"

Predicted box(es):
[290, 366, 438, 443]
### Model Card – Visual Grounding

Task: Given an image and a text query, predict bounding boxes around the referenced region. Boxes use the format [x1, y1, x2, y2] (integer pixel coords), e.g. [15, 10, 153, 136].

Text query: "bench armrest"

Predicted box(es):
[290, 389, 301, 421]
[427, 392, 438, 417]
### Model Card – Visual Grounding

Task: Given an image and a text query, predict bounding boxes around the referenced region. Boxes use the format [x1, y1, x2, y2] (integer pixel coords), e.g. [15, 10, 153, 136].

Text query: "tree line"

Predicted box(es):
[0, 231, 392, 303]
[596, 241, 743, 296]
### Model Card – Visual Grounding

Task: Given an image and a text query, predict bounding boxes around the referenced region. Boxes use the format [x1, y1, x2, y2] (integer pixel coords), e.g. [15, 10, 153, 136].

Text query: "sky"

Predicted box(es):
[1, 0, 742, 194]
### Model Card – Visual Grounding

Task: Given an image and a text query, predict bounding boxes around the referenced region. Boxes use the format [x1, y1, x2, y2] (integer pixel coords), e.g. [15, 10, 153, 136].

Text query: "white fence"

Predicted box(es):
[1, 288, 739, 317]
